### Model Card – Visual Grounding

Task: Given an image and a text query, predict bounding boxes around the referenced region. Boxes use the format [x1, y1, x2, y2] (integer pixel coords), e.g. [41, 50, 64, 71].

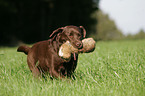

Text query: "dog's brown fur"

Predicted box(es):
[17, 25, 86, 79]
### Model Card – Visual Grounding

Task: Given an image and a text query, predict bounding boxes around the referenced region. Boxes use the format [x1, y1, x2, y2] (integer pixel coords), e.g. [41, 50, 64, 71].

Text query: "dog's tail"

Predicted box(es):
[17, 45, 31, 55]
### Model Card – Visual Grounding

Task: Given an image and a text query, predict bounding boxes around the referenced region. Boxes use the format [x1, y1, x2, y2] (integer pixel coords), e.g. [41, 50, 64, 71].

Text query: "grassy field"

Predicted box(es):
[0, 40, 145, 96]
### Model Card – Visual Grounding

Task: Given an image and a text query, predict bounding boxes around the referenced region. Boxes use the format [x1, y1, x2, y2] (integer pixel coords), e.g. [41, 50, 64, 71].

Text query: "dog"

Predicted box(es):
[17, 25, 86, 79]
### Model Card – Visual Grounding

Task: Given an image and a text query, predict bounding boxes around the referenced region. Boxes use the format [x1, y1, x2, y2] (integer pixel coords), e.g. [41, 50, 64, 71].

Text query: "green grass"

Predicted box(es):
[0, 40, 145, 96]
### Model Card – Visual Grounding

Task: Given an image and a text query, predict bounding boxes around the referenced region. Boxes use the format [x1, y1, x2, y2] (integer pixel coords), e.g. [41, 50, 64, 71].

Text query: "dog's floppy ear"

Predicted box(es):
[79, 26, 86, 38]
[49, 27, 64, 39]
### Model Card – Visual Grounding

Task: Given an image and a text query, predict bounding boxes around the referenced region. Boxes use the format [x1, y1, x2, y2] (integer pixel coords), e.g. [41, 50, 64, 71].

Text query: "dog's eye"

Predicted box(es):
[78, 34, 81, 37]
[77, 34, 81, 38]
[69, 33, 73, 36]
[69, 33, 73, 38]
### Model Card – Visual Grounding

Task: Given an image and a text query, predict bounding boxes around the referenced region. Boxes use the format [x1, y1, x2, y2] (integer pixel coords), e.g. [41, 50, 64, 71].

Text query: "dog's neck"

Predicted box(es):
[50, 39, 63, 53]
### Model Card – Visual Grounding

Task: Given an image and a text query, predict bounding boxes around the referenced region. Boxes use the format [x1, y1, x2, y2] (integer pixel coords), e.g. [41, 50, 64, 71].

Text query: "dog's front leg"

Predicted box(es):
[49, 55, 65, 79]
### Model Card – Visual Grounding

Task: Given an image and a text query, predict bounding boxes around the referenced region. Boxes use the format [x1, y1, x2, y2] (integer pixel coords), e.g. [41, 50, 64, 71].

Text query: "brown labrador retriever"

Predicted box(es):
[17, 25, 86, 79]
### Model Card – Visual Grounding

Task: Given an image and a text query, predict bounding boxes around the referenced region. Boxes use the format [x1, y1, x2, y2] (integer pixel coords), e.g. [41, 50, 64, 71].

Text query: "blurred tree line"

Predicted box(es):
[0, 0, 99, 46]
[126, 29, 145, 40]
[90, 10, 145, 40]
[1, 0, 144, 46]
[91, 10, 124, 40]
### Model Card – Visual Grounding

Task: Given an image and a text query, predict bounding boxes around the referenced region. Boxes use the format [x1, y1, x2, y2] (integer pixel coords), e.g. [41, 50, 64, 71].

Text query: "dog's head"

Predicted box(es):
[50, 25, 86, 49]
